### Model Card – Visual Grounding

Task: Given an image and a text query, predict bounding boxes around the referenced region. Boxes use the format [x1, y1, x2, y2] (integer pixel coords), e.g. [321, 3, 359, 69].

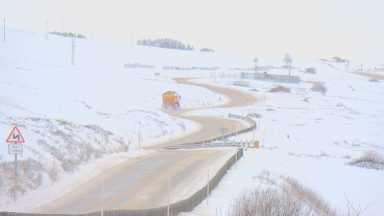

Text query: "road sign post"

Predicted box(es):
[254, 57, 258, 72]
[207, 170, 210, 205]
[3, 18, 5, 44]
[6, 125, 25, 202]
[219, 127, 228, 146]
[167, 175, 171, 216]
[8, 144, 23, 154]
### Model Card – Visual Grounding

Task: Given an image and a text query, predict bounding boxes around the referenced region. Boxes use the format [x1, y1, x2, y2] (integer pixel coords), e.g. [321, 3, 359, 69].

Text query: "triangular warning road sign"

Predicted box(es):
[6, 126, 25, 144]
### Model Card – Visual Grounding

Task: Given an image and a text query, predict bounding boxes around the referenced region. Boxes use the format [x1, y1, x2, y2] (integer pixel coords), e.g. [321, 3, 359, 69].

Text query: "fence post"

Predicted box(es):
[167, 175, 171, 216]
[207, 170, 210, 205]
[235, 144, 238, 169]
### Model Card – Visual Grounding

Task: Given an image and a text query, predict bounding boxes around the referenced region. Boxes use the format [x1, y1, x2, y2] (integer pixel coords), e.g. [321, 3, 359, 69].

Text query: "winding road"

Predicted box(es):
[154, 78, 257, 147]
[34, 78, 256, 214]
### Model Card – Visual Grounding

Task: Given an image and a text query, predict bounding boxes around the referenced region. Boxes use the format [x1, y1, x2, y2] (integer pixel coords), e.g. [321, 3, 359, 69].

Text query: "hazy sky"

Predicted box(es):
[1, 0, 383, 63]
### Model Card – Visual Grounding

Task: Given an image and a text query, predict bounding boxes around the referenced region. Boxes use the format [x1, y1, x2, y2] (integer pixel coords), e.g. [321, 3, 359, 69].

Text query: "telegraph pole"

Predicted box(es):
[207, 170, 210, 205]
[3, 18, 5, 44]
[101, 170, 105, 216]
[46, 21, 48, 41]
[71, 37, 76, 66]
[138, 129, 141, 153]
[252, 125, 255, 144]
[52, 155, 55, 186]
[167, 175, 171, 216]
[101, 131, 105, 216]
[254, 57, 258, 73]
[62, 18, 65, 32]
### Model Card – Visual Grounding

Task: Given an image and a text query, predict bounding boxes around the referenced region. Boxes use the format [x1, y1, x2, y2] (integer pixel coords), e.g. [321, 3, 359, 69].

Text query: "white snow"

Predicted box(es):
[0, 28, 227, 210]
[1, 27, 384, 215]
[185, 61, 384, 215]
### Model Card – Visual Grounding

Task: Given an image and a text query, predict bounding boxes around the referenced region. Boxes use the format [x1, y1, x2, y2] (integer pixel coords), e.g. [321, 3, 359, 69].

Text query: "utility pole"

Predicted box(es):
[289, 62, 292, 76]
[101, 170, 105, 216]
[3, 18, 5, 44]
[284, 53, 292, 76]
[138, 129, 141, 152]
[207, 170, 210, 205]
[52, 155, 55, 186]
[344, 60, 350, 72]
[235, 144, 238, 169]
[46, 21, 48, 41]
[167, 175, 171, 216]
[101, 131, 105, 216]
[252, 125, 255, 144]
[254, 57, 258, 73]
[71, 37, 76, 66]
[263, 128, 266, 147]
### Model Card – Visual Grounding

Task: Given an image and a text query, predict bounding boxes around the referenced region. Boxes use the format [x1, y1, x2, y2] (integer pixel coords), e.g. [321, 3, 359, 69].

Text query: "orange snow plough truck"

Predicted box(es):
[162, 91, 181, 110]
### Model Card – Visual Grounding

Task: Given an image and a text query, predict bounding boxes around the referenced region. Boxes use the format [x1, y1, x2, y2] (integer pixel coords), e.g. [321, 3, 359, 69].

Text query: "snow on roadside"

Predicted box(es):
[2, 149, 156, 212]
[184, 65, 384, 215]
[185, 148, 384, 216]
[171, 148, 237, 202]
[1, 27, 383, 215]
[0, 28, 226, 209]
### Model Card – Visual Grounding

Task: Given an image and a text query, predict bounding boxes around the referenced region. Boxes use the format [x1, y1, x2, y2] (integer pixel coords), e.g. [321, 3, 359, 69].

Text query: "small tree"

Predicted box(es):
[284, 53, 293, 76]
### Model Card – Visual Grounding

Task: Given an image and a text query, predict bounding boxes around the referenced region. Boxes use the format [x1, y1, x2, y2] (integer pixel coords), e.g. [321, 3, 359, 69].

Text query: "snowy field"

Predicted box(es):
[1, 28, 384, 215]
[0, 28, 230, 209]
[185, 61, 384, 215]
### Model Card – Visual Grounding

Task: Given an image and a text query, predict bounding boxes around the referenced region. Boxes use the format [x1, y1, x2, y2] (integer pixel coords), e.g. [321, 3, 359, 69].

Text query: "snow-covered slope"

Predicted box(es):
[0, 28, 238, 205]
[1, 27, 383, 214]
[185, 61, 384, 215]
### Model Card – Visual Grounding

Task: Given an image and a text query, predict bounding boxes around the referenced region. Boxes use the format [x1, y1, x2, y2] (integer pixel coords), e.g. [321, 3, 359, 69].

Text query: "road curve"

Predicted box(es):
[35, 150, 231, 214]
[34, 78, 256, 214]
[149, 78, 257, 148]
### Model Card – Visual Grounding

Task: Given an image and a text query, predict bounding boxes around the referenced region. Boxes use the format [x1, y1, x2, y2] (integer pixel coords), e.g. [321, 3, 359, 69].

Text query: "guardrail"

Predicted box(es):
[163, 113, 257, 150]
[241, 72, 300, 84]
[0, 149, 244, 216]
[164, 141, 250, 150]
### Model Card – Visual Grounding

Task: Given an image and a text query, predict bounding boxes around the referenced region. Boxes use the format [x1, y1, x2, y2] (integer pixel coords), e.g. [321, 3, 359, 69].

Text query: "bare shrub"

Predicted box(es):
[369, 78, 379, 82]
[230, 177, 337, 216]
[304, 67, 317, 74]
[284, 178, 337, 216]
[331, 56, 347, 63]
[48, 166, 58, 182]
[230, 188, 304, 216]
[233, 80, 250, 87]
[269, 85, 291, 93]
[56, 118, 75, 127]
[0, 159, 44, 198]
[348, 151, 384, 170]
[61, 159, 77, 172]
[255, 170, 277, 186]
[115, 137, 129, 152]
[311, 82, 327, 95]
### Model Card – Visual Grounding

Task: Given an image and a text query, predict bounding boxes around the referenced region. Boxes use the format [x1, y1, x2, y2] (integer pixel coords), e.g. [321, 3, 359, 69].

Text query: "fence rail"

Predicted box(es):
[1, 149, 243, 216]
[241, 72, 300, 83]
[164, 113, 257, 150]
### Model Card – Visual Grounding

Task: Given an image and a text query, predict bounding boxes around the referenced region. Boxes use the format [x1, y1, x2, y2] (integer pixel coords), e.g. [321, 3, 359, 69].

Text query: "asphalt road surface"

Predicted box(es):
[153, 78, 257, 147]
[34, 78, 256, 214]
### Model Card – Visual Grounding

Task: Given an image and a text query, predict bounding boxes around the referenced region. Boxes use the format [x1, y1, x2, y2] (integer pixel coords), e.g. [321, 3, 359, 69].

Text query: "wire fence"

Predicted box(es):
[164, 113, 257, 150]
[240, 72, 300, 84]
[0, 149, 243, 216]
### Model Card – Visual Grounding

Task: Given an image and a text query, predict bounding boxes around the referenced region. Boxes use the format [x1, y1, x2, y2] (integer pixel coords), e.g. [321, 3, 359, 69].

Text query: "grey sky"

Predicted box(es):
[1, 0, 383, 64]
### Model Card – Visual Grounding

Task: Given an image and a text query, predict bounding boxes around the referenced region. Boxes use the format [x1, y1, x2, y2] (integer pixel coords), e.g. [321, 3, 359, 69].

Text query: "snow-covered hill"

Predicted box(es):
[1, 27, 383, 214]
[0, 28, 241, 206]
[185, 62, 384, 215]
